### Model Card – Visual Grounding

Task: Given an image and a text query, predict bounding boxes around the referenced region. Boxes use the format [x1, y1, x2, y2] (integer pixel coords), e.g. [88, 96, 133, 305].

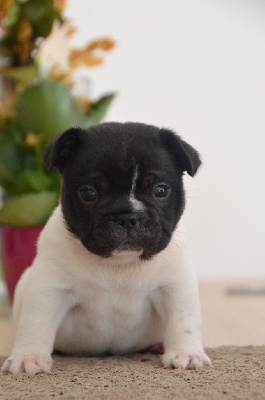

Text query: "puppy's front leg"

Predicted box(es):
[1, 268, 75, 375]
[161, 255, 211, 370]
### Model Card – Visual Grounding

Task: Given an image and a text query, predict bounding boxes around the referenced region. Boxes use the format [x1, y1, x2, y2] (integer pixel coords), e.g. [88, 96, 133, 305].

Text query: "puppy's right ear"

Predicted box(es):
[43, 127, 84, 173]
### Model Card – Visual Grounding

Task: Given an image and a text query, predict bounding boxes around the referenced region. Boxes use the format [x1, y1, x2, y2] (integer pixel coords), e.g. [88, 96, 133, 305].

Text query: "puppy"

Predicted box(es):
[1, 122, 211, 375]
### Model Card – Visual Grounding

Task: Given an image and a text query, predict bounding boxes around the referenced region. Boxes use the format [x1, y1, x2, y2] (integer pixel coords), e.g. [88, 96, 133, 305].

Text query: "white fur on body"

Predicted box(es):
[2, 206, 210, 374]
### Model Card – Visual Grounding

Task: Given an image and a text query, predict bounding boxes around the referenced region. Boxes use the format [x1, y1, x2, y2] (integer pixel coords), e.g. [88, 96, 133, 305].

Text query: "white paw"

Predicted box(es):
[1, 353, 53, 375]
[161, 350, 211, 370]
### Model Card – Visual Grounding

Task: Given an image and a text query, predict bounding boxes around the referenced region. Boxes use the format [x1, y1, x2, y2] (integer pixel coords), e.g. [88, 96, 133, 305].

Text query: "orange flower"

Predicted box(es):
[69, 37, 114, 69]
[17, 19, 33, 42]
[81, 52, 103, 67]
[0, 65, 9, 74]
[86, 38, 115, 52]
[76, 96, 91, 112]
[0, 0, 14, 18]
[0, 94, 17, 118]
[17, 19, 33, 64]
[65, 22, 77, 36]
[86, 40, 102, 52]
[18, 39, 31, 64]
[24, 133, 38, 148]
[69, 48, 102, 69]
[54, 0, 66, 13]
[47, 63, 74, 86]
[97, 38, 115, 51]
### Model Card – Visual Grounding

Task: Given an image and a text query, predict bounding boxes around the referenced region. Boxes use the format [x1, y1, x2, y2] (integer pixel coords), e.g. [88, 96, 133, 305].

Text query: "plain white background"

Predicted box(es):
[66, 0, 265, 279]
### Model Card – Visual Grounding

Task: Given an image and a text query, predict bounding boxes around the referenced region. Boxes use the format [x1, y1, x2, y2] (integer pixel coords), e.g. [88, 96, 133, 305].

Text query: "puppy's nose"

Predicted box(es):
[115, 213, 139, 228]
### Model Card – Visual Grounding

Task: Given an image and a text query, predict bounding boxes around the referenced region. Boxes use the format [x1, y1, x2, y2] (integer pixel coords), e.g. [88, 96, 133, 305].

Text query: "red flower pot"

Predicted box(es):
[0, 226, 43, 302]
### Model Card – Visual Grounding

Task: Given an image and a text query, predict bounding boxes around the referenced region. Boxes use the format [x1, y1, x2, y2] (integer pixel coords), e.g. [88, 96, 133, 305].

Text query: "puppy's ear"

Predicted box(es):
[159, 128, 202, 177]
[43, 127, 84, 173]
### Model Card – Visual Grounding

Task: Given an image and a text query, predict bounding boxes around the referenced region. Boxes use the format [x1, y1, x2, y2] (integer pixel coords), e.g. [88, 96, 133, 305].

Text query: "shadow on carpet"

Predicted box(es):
[1, 346, 265, 400]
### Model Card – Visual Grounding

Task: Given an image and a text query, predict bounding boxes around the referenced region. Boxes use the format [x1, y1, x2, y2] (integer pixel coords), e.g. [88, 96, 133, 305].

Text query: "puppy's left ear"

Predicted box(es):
[159, 128, 202, 177]
[43, 127, 84, 173]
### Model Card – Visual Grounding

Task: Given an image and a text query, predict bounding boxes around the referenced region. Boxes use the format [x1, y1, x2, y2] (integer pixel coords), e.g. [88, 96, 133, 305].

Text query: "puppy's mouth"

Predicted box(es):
[79, 219, 163, 260]
[111, 248, 144, 258]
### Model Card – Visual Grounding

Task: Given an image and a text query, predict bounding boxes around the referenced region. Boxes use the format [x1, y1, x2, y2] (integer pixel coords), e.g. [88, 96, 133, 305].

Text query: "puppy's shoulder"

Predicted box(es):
[37, 205, 68, 250]
[153, 221, 196, 282]
[36, 205, 84, 267]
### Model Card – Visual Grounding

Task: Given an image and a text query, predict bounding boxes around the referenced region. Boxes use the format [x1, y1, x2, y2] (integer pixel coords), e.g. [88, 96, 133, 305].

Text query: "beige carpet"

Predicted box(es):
[1, 346, 265, 400]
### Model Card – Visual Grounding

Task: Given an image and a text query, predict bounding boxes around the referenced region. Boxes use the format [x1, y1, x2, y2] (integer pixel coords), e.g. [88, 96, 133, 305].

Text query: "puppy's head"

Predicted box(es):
[44, 122, 201, 260]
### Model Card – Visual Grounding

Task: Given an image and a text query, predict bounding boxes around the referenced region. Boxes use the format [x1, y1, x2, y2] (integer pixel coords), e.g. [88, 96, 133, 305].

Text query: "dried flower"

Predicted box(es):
[0, 0, 14, 18]
[69, 49, 102, 69]
[54, 0, 66, 13]
[76, 96, 91, 112]
[69, 37, 114, 69]
[17, 19, 33, 64]
[65, 22, 77, 36]
[17, 19, 32, 42]
[0, 94, 17, 118]
[96, 38, 115, 51]
[0, 93, 16, 129]
[85, 38, 115, 53]
[48, 63, 74, 86]
[24, 133, 38, 148]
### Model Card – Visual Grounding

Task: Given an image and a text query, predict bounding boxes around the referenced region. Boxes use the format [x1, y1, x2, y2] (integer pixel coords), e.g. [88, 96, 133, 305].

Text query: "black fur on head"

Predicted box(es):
[44, 122, 201, 260]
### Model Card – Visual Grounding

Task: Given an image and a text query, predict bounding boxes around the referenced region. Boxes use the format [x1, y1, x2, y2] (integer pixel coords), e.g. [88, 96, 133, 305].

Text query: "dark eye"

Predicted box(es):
[79, 187, 98, 202]
[153, 184, 170, 199]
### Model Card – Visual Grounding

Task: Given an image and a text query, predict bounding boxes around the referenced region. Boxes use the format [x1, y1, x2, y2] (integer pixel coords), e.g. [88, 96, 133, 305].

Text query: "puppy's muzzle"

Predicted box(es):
[88, 211, 163, 258]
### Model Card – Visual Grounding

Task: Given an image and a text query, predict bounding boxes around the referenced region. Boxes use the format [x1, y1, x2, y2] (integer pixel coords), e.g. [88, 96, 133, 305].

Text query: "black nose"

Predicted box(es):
[115, 213, 139, 228]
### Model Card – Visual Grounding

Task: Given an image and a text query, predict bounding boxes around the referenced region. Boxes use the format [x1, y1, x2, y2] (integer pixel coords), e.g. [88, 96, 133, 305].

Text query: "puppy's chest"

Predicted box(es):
[73, 272, 158, 328]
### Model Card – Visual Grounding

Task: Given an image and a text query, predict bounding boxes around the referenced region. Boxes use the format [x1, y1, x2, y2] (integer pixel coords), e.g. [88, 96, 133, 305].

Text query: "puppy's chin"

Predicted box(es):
[110, 249, 144, 264]
[77, 230, 172, 263]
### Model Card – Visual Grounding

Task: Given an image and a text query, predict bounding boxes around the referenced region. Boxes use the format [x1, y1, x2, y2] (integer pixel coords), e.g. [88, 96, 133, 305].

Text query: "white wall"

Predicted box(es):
[66, 0, 265, 279]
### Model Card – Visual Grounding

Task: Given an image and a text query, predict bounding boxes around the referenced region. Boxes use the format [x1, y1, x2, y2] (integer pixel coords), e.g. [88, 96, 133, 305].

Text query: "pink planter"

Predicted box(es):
[0, 226, 43, 302]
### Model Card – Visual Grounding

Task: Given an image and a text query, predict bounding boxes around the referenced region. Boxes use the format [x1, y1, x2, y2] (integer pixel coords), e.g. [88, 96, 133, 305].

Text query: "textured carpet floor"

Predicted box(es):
[1, 346, 265, 400]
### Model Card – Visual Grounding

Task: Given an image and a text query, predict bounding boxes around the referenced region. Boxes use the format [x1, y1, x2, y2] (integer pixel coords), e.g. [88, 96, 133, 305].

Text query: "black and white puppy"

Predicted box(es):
[2, 122, 211, 375]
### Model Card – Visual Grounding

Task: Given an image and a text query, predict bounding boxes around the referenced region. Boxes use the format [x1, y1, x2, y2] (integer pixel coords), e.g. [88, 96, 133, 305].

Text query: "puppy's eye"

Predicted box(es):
[153, 184, 170, 199]
[79, 187, 98, 203]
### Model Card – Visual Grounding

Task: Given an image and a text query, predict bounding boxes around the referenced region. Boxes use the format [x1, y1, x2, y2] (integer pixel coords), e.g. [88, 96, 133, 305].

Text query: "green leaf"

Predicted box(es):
[4, 65, 38, 82]
[23, 0, 62, 37]
[0, 161, 14, 189]
[17, 80, 89, 143]
[34, 14, 54, 37]
[0, 43, 11, 57]
[0, 140, 22, 182]
[8, 170, 55, 195]
[51, 10, 64, 25]
[23, 0, 52, 23]
[0, 191, 58, 226]
[86, 93, 116, 125]
[6, 2, 20, 26]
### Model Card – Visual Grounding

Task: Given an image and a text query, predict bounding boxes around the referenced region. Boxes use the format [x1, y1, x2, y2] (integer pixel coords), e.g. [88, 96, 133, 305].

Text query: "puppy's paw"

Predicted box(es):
[1, 353, 53, 375]
[161, 350, 211, 370]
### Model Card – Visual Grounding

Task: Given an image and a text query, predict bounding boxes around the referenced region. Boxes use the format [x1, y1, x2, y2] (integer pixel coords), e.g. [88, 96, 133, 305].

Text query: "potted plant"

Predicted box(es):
[0, 0, 115, 301]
